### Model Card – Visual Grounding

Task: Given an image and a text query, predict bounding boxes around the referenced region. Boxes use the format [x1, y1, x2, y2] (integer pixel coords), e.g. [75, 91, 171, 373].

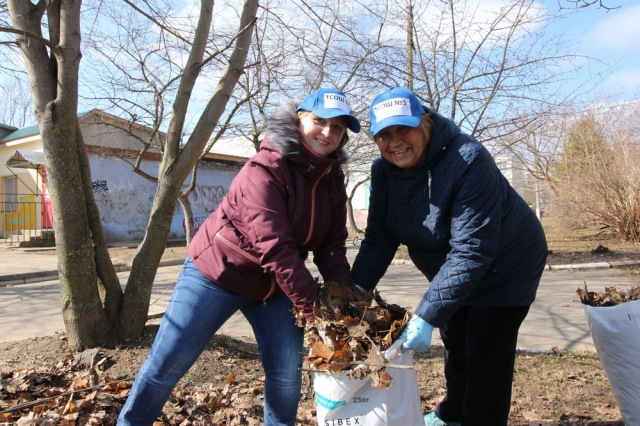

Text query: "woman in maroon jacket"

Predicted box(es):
[118, 88, 360, 426]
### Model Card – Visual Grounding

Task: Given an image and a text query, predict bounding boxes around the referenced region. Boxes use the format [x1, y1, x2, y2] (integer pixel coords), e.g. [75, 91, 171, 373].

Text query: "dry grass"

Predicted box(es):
[542, 216, 638, 252]
[414, 346, 624, 425]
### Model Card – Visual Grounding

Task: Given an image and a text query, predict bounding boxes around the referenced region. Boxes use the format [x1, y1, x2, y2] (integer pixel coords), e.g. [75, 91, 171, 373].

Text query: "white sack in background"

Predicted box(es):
[584, 300, 640, 426]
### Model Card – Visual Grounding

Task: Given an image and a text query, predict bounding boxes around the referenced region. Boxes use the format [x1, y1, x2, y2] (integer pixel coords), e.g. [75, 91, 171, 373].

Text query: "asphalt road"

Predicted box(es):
[1, 245, 639, 351]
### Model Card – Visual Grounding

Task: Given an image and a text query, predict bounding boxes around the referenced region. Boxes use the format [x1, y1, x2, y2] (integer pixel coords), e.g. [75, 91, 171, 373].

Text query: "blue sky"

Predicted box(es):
[3, 0, 638, 130]
[543, 0, 640, 96]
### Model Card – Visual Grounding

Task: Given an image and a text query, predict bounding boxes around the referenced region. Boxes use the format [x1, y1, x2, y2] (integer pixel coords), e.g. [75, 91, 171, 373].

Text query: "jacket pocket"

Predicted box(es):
[215, 232, 261, 266]
[213, 230, 277, 302]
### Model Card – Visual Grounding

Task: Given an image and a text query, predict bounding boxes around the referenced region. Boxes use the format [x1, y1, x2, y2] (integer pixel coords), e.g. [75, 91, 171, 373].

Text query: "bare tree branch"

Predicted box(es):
[0, 26, 53, 47]
[122, 0, 192, 46]
[557, 0, 621, 11]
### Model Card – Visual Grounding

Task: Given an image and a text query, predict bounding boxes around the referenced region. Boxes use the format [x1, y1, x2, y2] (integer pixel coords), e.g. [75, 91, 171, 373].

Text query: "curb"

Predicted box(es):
[2, 257, 640, 288]
[0, 258, 185, 288]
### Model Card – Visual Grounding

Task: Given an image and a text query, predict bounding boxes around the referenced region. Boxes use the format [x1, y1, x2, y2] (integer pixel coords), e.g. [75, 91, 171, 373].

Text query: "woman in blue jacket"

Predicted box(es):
[351, 87, 547, 426]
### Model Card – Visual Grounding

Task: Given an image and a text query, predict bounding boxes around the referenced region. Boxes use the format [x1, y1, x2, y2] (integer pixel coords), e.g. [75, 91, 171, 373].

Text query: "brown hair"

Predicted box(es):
[297, 111, 350, 150]
[417, 113, 434, 143]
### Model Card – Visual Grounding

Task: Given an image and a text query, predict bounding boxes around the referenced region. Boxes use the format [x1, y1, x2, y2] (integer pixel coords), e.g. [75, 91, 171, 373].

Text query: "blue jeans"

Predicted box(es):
[118, 258, 304, 426]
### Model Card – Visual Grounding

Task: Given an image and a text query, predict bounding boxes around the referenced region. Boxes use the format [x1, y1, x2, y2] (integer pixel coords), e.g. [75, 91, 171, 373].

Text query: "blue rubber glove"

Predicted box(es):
[400, 315, 434, 352]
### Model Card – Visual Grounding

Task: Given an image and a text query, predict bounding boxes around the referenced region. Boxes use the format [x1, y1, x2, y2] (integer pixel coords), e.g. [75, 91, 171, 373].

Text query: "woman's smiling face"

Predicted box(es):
[298, 113, 346, 157]
[374, 125, 429, 171]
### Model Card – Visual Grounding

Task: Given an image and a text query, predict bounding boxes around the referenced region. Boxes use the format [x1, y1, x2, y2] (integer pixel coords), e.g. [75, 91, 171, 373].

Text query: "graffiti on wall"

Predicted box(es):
[88, 155, 237, 241]
[190, 185, 226, 213]
[91, 178, 229, 238]
[92, 181, 153, 240]
[92, 180, 109, 194]
[179, 184, 228, 233]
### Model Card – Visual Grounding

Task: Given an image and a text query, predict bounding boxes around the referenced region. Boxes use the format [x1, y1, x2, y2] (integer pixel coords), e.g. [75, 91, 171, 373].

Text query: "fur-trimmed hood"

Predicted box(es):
[261, 99, 350, 164]
[189, 103, 353, 323]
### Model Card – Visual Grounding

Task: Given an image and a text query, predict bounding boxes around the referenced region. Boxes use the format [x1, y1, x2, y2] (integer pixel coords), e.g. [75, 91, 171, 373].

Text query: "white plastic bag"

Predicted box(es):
[312, 340, 424, 426]
[584, 300, 640, 426]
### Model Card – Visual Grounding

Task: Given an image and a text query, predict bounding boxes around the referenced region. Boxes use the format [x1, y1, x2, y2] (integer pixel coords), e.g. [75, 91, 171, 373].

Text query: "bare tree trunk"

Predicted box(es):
[347, 180, 367, 233]
[75, 123, 122, 320]
[406, 1, 414, 90]
[117, 0, 258, 339]
[179, 194, 196, 244]
[7, 0, 118, 350]
[347, 198, 357, 233]
[178, 165, 199, 245]
[535, 180, 542, 220]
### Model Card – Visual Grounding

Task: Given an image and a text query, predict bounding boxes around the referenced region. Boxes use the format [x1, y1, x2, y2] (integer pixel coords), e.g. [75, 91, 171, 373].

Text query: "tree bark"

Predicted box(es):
[347, 180, 366, 233]
[179, 193, 196, 245]
[75, 122, 122, 321]
[117, 0, 258, 339]
[7, 0, 118, 350]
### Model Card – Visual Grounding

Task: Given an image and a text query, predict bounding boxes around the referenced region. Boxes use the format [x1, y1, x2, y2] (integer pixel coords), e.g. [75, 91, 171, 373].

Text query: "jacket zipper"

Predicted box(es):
[424, 170, 432, 199]
[215, 232, 277, 303]
[302, 165, 332, 246]
[423, 146, 446, 199]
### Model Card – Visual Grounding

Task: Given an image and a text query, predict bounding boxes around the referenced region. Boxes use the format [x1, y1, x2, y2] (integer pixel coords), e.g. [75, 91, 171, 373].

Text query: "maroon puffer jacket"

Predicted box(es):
[188, 100, 353, 322]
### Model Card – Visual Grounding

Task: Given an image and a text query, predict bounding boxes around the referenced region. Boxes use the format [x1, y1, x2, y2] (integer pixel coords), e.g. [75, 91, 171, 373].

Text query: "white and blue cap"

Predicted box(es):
[297, 88, 361, 133]
[369, 87, 426, 136]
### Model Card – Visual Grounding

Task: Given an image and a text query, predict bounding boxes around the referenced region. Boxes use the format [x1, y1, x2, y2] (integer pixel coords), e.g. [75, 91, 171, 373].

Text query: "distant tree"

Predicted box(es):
[0, 76, 33, 127]
[555, 114, 609, 181]
[0, 2, 34, 128]
[413, 0, 590, 141]
[551, 108, 640, 242]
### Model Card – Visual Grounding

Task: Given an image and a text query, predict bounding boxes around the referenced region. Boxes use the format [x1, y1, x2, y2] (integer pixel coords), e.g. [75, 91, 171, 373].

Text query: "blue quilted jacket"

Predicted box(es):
[351, 109, 548, 328]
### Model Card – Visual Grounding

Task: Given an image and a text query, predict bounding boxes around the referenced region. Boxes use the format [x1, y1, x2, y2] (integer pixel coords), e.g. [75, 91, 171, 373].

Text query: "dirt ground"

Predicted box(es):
[0, 327, 626, 425]
[1, 217, 639, 424]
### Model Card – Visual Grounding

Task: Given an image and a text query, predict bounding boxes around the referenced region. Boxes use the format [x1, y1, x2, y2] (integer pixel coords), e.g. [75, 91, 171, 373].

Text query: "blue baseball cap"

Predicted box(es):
[369, 87, 426, 136]
[297, 88, 361, 133]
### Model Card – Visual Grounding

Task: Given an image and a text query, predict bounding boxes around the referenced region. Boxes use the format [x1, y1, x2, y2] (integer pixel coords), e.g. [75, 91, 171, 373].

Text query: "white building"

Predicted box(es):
[0, 110, 249, 244]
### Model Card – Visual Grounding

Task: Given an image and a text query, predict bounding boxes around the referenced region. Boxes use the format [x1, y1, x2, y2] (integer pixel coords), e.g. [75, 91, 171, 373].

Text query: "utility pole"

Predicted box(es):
[406, 1, 414, 90]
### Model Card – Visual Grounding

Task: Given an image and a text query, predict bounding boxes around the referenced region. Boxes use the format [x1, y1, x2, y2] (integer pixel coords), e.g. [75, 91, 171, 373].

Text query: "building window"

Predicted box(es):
[3, 177, 18, 212]
[495, 160, 508, 172]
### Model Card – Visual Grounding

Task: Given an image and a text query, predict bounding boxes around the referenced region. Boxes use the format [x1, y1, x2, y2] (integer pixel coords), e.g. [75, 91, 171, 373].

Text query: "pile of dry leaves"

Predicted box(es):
[0, 353, 273, 425]
[0, 354, 127, 425]
[293, 280, 410, 389]
[576, 285, 640, 306]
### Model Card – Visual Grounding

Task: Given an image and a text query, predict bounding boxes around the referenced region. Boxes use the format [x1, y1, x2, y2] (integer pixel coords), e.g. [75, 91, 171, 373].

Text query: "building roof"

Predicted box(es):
[208, 136, 257, 158]
[0, 112, 91, 144]
[0, 110, 252, 166]
[0, 123, 18, 132]
[5, 150, 45, 169]
[0, 122, 39, 143]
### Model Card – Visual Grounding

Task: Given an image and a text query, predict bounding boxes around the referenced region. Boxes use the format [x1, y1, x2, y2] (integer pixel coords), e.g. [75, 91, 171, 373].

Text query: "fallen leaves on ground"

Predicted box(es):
[0, 356, 127, 425]
[0, 332, 626, 425]
[0, 348, 317, 425]
[576, 285, 640, 306]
